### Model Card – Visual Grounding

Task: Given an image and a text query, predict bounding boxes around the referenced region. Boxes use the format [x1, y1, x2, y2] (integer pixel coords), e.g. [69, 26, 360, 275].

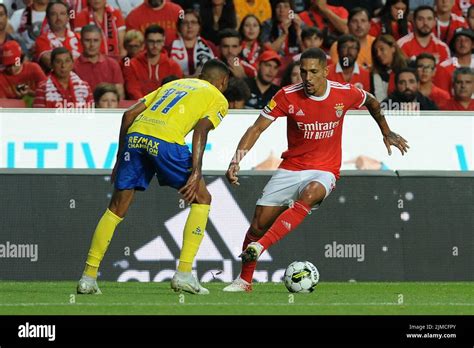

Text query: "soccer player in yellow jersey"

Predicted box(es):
[77, 59, 230, 295]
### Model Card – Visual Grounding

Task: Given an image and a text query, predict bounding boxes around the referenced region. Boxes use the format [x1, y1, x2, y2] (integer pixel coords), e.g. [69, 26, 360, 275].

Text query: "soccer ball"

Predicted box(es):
[284, 261, 319, 293]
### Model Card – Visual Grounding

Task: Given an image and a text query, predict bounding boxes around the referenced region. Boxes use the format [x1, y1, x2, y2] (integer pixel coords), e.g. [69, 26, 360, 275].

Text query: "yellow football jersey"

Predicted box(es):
[127, 78, 229, 145]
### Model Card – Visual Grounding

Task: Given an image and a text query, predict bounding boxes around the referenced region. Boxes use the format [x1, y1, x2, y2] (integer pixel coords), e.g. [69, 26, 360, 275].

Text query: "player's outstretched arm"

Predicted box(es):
[226, 115, 274, 186]
[364, 93, 409, 156]
[179, 118, 215, 203]
[111, 100, 147, 183]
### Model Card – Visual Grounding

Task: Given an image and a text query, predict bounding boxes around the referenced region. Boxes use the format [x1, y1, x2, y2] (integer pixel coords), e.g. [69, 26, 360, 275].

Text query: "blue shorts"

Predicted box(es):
[114, 133, 192, 191]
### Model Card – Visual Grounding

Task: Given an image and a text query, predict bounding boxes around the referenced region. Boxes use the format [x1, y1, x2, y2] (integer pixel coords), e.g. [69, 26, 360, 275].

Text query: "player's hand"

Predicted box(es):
[226, 163, 240, 186]
[383, 131, 409, 156]
[179, 170, 201, 203]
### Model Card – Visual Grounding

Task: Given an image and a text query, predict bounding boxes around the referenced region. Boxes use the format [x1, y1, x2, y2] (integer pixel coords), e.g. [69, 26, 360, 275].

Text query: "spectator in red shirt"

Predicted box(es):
[397, 5, 451, 64]
[34, 47, 93, 108]
[123, 24, 183, 100]
[218, 28, 257, 79]
[125, 0, 182, 49]
[74, 0, 126, 59]
[369, 0, 411, 41]
[327, 34, 371, 91]
[261, 0, 303, 59]
[123, 30, 144, 61]
[436, 28, 474, 94]
[74, 24, 124, 99]
[440, 67, 474, 110]
[299, 0, 349, 42]
[415, 53, 451, 107]
[200, 0, 237, 45]
[434, 0, 468, 44]
[34, 0, 81, 71]
[93, 83, 120, 108]
[170, 9, 218, 77]
[452, 0, 472, 17]
[239, 14, 269, 67]
[371, 34, 408, 101]
[0, 40, 46, 99]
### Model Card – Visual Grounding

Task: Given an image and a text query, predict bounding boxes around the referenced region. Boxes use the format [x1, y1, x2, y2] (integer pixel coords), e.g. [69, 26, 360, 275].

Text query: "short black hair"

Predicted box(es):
[348, 7, 370, 23]
[51, 47, 73, 64]
[337, 34, 360, 51]
[201, 58, 231, 78]
[0, 3, 8, 15]
[144, 24, 165, 39]
[300, 48, 327, 65]
[414, 5, 435, 20]
[415, 53, 436, 65]
[453, 67, 474, 82]
[301, 27, 323, 41]
[93, 83, 120, 104]
[46, 0, 69, 18]
[162, 75, 179, 85]
[395, 67, 419, 84]
[81, 24, 102, 38]
[224, 77, 251, 103]
[219, 28, 241, 44]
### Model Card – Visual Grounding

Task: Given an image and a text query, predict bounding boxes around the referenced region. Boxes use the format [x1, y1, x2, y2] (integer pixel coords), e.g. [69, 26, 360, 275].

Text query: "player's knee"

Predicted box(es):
[249, 222, 266, 237]
[300, 183, 326, 206]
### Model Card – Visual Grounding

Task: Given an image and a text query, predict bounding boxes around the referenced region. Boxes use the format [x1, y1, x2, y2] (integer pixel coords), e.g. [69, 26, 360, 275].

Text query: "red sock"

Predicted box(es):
[258, 201, 311, 251]
[240, 229, 259, 283]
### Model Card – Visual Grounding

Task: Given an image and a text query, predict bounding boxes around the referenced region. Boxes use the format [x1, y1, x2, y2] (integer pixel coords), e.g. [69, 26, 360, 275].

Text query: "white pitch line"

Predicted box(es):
[0, 302, 473, 307]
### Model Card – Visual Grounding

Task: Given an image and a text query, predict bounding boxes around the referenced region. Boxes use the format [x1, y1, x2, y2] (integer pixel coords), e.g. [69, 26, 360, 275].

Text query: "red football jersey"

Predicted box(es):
[397, 33, 450, 64]
[261, 81, 367, 178]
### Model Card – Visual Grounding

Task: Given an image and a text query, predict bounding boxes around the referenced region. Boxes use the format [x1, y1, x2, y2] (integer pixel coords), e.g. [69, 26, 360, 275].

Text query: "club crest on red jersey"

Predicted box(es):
[334, 103, 344, 118]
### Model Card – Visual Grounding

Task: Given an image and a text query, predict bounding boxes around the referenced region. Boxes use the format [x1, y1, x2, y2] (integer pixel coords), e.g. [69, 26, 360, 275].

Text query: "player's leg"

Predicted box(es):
[78, 136, 154, 294]
[241, 170, 335, 262]
[77, 189, 135, 294]
[223, 205, 287, 292]
[171, 179, 212, 294]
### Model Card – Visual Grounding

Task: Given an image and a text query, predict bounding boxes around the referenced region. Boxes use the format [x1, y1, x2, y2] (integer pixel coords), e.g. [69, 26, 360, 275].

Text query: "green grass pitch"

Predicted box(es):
[0, 282, 473, 315]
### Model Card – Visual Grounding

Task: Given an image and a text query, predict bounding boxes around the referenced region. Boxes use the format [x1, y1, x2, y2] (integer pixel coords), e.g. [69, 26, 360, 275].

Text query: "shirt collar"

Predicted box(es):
[336, 62, 360, 74]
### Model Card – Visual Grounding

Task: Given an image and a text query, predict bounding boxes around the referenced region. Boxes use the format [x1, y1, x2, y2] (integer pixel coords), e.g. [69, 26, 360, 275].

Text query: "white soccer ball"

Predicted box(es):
[284, 261, 319, 293]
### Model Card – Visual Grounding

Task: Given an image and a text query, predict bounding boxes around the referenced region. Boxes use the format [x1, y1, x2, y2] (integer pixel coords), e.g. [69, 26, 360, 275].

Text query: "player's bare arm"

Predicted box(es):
[364, 93, 410, 156]
[226, 115, 274, 186]
[179, 118, 215, 203]
[111, 101, 147, 183]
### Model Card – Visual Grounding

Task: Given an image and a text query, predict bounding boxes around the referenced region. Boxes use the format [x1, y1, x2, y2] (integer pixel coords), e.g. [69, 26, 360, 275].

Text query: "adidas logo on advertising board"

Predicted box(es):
[115, 179, 285, 283]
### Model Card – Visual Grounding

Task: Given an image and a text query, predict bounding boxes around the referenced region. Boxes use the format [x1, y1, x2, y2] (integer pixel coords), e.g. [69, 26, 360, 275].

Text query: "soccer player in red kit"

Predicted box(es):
[223, 48, 409, 292]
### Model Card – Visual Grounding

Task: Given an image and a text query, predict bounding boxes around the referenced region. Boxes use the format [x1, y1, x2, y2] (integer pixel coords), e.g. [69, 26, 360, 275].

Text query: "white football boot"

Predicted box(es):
[239, 242, 264, 263]
[223, 277, 253, 292]
[171, 271, 209, 295]
[77, 275, 102, 295]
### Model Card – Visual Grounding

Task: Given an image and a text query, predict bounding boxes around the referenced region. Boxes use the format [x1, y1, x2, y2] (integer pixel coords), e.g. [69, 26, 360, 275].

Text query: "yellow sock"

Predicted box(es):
[83, 208, 123, 278]
[177, 204, 210, 273]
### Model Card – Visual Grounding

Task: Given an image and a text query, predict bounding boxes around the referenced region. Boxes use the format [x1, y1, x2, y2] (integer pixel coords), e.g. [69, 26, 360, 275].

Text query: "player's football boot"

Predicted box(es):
[239, 242, 264, 263]
[76, 276, 102, 295]
[222, 277, 253, 292]
[171, 271, 209, 295]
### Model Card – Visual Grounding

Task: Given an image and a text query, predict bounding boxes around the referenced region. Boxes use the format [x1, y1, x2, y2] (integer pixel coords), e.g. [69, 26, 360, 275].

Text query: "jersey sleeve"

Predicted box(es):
[349, 84, 368, 109]
[202, 94, 229, 129]
[260, 89, 288, 121]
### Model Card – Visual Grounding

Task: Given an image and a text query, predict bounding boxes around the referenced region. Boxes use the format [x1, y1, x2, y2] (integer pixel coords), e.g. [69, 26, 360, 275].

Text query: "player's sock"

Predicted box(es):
[240, 229, 260, 283]
[258, 201, 311, 251]
[84, 208, 123, 278]
[177, 204, 210, 273]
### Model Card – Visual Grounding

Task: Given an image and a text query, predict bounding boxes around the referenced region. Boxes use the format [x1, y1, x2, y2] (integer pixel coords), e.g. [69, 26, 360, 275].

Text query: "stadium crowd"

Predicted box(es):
[0, 0, 473, 110]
